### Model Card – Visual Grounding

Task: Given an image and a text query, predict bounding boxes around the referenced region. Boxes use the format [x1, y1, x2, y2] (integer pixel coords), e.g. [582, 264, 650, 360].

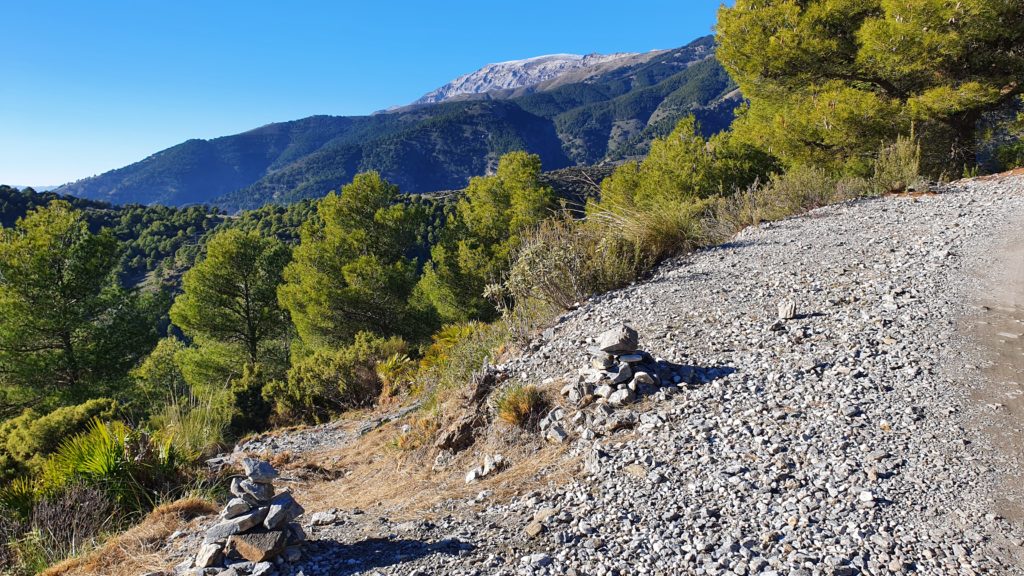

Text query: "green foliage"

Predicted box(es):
[266, 332, 408, 422]
[415, 321, 509, 397]
[172, 229, 291, 365]
[0, 202, 158, 413]
[585, 119, 776, 269]
[419, 152, 555, 323]
[280, 172, 434, 351]
[874, 134, 924, 193]
[505, 215, 645, 311]
[132, 338, 230, 459]
[717, 0, 1024, 174]
[39, 418, 180, 514]
[0, 399, 118, 481]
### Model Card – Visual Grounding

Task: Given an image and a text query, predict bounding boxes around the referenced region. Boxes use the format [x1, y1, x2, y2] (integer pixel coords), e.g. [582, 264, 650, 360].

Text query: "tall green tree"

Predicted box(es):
[278, 171, 430, 351]
[169, 229, 291, 433]
[418, 151, 555, 322]
[717, 0, 1024, 173]
[170, 229, 291, 367]
[0, 202, 154, 414]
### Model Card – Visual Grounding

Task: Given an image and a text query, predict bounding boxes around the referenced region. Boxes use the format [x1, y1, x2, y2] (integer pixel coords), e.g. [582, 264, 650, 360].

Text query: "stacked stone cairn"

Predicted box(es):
[542, 324, 696, 443]
[193, 458, 305, 574]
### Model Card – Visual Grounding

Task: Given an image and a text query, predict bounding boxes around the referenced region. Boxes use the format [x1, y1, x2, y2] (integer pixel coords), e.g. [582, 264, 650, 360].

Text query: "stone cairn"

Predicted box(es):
[193, 458, 305, 574]
[542, 324, 699, 444]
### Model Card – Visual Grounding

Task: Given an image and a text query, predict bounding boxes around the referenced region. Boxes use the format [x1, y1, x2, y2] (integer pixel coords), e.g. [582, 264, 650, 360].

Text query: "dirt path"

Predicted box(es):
[968, 201, 1024, 523]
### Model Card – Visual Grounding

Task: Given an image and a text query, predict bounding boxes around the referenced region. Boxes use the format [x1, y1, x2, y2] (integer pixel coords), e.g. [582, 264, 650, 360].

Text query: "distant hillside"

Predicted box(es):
[57, 35, 738, 211]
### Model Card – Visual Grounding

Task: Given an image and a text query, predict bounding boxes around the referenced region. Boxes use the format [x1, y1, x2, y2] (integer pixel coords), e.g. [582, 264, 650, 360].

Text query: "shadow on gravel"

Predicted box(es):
[306, 537, 474, 575]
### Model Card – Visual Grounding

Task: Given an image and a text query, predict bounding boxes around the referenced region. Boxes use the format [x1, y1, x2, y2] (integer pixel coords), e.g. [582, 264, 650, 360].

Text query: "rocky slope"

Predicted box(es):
[163, 175, 1024, 576]
[412, 52, 656, 104]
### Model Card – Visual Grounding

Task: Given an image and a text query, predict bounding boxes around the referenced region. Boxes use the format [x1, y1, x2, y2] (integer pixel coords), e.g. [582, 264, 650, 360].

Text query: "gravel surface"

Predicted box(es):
[192, 176, 1024, 575]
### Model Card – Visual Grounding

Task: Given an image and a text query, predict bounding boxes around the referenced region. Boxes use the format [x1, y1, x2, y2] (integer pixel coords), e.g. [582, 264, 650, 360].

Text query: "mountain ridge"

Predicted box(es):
[56, 35, 736, 211]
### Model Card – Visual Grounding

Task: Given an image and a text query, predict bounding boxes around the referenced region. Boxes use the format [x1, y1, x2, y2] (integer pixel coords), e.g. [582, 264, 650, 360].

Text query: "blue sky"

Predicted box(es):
[1, 1, 723, 186]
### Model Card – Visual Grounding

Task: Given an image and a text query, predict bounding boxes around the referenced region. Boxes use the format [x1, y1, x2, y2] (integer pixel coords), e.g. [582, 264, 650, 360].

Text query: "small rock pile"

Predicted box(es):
[559, 324, 688, 408]
[192, 459, 305, 575]
[538, 323, 704, 444]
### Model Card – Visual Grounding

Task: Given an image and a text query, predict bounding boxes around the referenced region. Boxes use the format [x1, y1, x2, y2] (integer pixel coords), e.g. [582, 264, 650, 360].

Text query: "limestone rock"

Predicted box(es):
[596, 324, 639, 354]
[195, 543, 223, 568]
[778, 299, 796, 320]
[228, 530, 287, 562]
[241, 458, 278, 484]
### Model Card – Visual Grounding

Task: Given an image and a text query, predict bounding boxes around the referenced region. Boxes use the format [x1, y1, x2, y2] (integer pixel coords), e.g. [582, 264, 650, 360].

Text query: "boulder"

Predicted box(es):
[228, 531, 287, 563]
[596, 324, 639, 354]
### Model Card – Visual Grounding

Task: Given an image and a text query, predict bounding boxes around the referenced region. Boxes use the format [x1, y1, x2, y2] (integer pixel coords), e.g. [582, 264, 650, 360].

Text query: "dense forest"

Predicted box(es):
[1, 1, 1022, 572]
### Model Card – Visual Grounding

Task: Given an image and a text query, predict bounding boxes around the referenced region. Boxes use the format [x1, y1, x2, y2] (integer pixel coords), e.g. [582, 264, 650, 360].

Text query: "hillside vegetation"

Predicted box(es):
[1, 3, 1023, 573]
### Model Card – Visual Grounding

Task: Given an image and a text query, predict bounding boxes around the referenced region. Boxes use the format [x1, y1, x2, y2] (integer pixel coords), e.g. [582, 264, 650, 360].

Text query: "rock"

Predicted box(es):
[205, 507, 268, 543]
[309, 511, 337, 526]
[546, 424, 568, 443]
[264, 492, 304, 530]
[618, 353, 644, 363]
[524, 521, 545, 538]
[223, 498, 251, 520]
[250, 562, 274, 576]
[609, 362, 633, 385]
[482, 453, 506, 476]
[228, 530, 287, 562]
[608, 388, 635, 407]
[596, 324, 639, 354]
[238, 479, 275, 502]
[595, 384, 614, 398]
[778, 299, 796, 320]
[195, 543, 223, 568]
[534, 507, 558, 522]
[631, 371, 655, 386]
[434, 413, 479, 453]
[465, 467, 482, 484]
[241, 458, 278, 484]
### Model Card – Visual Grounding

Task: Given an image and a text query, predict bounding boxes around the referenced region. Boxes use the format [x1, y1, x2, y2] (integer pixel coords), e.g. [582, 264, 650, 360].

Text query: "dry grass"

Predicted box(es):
[41, 498, 217, 576]
[495, 385, 546, 428]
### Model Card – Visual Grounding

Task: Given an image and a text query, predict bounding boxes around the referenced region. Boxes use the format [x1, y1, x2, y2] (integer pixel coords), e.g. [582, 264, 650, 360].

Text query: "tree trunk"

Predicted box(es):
[946, 112, 981, 175]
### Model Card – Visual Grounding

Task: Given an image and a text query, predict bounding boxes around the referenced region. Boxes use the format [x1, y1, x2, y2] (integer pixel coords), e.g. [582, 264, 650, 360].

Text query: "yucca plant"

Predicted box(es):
[376, 353, 416, 401]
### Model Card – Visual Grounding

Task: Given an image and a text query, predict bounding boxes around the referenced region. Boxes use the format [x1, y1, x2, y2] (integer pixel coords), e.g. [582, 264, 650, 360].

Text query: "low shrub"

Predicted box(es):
[39, 418, 181, 515]
[267, 332, 408, 422]
[874, 134, 923, 193]
[30, 483, 114, 566]
[495, 385, 546, 429]
[0, 399, 118, 481]
[376, 353, 416, 403]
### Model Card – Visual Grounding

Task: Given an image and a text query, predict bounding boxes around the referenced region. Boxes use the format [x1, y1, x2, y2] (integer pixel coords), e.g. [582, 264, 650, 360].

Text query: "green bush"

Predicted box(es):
[39, 418, 181, 514]
[266, 332, 408, 422]
[0, 399, 117, 480]
[996, 140, 1024, 170]
[874, 134, 923, 194]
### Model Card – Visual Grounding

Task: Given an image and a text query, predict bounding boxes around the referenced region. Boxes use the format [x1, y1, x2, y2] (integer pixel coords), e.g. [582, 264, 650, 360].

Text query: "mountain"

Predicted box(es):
[413, 52, 655, 104]
[56, 35, 739, 211]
